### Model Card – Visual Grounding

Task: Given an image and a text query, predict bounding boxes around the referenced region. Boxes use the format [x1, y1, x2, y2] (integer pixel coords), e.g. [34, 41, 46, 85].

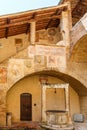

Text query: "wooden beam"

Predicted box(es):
[45, 8, 61, 29]
[45, 20, 53, 29]
[26, 23, 30, 34]
[36, 12, 57, 18]
[5, 18, 10, 38]
[38, 15, 61, 21]
[0, 2, 68, 19]
[0, 15, 61, 29]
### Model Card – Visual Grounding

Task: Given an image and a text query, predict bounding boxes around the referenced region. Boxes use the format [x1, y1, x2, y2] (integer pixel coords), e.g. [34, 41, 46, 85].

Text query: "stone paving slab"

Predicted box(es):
[74, 123, 87, 130]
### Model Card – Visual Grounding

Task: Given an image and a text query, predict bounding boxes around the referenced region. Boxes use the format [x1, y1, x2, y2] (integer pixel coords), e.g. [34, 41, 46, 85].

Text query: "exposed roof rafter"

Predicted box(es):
[0, 1, 86, 39]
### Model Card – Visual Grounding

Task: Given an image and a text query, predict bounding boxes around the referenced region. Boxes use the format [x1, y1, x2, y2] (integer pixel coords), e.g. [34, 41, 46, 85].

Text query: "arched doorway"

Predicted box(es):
[20, 93, 32, 121]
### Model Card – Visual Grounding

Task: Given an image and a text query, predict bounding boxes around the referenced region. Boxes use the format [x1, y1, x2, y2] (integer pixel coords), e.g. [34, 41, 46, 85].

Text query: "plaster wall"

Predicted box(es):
[0, 90, 6, 126]
[0, 27, 61, 63]
[80, 96, 87, 121]
[67, 62, 87, 89]
[0, 34, 29, 62]
[70, 87, 80, 118]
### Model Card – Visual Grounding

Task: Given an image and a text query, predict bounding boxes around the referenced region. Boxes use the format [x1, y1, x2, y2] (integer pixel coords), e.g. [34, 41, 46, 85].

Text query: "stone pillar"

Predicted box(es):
[42, 84, 46, 122]
[65, 86, 69, 113]
[61, 10, 70, 46]
[67, 2, 72, 30]
[30, 21, 36, 44]
[65, 86, 72, 124]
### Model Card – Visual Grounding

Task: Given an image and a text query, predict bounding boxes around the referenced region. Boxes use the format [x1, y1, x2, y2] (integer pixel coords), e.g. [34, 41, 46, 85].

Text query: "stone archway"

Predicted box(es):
[70, 13, 87, 55]
[70, 34, 87, 63]
[68, 34, 87, 90]
[6, 71, 85, 123]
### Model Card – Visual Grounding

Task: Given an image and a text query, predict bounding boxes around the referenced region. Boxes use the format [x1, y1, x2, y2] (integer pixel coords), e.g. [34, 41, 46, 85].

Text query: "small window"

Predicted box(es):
[15, 38, 23, 52]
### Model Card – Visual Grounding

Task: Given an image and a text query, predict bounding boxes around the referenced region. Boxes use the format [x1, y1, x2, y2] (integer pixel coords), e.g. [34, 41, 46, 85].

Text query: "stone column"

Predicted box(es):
[61, 9, 70, 46]
[30, 21, 36, 44]
[67, 2, 72, 30]
[65, 85, 72, 124]
[42, 84, 46, 122]
[65, 86, 69, 113]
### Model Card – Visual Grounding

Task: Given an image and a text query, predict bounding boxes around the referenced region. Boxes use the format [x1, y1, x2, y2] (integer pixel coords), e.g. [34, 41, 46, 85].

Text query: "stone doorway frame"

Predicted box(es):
[41, 83, 69, 122]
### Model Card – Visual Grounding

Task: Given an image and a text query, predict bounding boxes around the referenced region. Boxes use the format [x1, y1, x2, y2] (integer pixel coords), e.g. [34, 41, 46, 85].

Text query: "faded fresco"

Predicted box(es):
[36, 45, 65, 56]
[0, 67, 7, 83]
[28, 45, 36, 57]
[8, 59, 24, 81]
[28, 45, 66, 68]
[34, 55, 46, 71]
[24, 58, 34, 75]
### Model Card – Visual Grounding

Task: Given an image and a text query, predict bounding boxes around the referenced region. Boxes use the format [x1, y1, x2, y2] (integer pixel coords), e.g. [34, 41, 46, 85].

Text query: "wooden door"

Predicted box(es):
[20, 93, 32, 121]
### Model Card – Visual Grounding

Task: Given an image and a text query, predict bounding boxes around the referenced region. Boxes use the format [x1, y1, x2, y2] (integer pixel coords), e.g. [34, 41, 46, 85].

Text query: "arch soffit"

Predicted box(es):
[7, 70, 87, 96]
[70, 34, 87, 62]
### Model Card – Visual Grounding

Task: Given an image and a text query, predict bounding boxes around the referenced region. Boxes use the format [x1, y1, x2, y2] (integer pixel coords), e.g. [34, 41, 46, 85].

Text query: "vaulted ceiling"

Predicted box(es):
[0, 0, 87, 39]
[71, 35, 87, 62]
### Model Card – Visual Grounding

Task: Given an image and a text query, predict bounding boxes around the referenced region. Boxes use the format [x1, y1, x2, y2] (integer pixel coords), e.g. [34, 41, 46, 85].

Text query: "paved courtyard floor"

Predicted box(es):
[74, 123, 87, 130]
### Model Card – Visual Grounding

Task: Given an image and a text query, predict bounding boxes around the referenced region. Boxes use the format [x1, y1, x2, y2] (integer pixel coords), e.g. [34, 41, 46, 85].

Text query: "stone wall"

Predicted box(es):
[0, 15, 87, 125]
[70, 13, 87, 54]
[0, 89, 6, 125]
[80, 96, 87, 121]
[67, 62, 87, 89]
[0, 27, 62, 63]
[6, 75, 80, 123]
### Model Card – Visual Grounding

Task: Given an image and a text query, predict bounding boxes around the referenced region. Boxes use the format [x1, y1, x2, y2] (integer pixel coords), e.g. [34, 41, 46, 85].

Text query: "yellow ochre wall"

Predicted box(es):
[6, 75, 80, 123]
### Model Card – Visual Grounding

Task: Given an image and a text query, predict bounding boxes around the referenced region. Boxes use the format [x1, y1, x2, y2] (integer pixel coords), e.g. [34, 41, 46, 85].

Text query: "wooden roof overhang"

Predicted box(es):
[0, 3, 69, 39]
[0, 0, 87, 39]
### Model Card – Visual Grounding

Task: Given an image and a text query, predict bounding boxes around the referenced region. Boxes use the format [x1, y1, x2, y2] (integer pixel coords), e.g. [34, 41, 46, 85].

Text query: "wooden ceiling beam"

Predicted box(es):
[0, 15, 61, 29]
[36, 12, 56, 17]
[0, 2, 69, 38]
[10, 12, 56, 23]
[26, 23, 30, 34]
[44, 2, 66, 30]
[5, 18, 10, 38]
[45, 8, 62, 29]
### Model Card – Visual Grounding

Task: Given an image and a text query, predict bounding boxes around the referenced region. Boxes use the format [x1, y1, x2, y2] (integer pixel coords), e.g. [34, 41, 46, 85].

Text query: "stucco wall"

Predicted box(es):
[6, 75, 80, 123]
[0, 89, 6, 126]
[80, 96, 87, 121]
[0, 27, 61, 63]
[0, 34, 29, 62]
[70, 87, 80, 118]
